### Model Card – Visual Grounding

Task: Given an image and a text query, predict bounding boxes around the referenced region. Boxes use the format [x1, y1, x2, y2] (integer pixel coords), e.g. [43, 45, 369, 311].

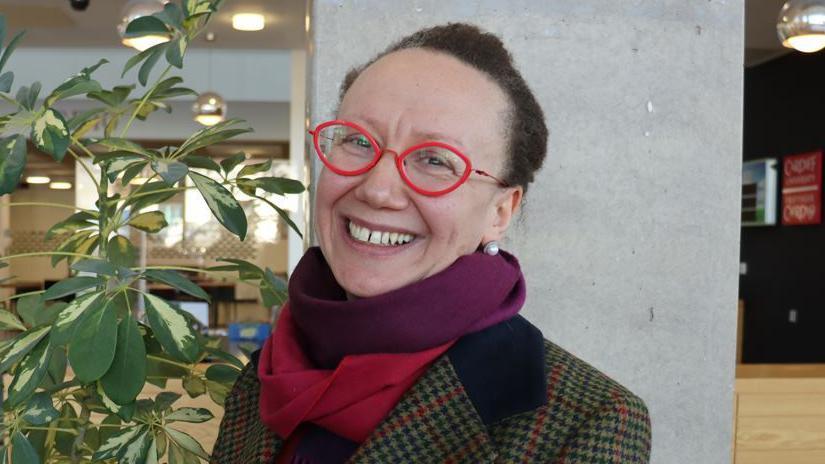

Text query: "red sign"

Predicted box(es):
[782, 150, 822, 225]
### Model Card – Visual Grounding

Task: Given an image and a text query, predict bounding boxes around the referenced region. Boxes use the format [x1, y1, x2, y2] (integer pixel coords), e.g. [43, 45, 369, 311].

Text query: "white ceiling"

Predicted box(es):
[0, 0, 307, 50]
[0, 1, 804, 64]
[745, 0, 793, 66]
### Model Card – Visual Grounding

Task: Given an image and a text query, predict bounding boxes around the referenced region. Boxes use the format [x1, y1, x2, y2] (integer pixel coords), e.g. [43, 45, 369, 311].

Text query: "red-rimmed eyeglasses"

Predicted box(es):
[308, 120, 510, 196]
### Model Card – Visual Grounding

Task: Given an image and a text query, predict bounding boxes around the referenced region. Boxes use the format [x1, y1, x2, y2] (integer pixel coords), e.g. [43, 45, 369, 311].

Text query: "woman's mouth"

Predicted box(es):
[345, 218, 418, 247]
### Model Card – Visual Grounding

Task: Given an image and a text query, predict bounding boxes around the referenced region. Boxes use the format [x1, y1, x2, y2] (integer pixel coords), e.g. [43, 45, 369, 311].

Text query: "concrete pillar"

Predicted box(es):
[309, 1, 744, 462]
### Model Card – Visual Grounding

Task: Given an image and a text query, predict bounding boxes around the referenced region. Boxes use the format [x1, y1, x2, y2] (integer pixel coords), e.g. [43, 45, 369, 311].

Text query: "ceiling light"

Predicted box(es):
[232, 13, 265, 31]
[118, 0, 171, 51]
[193, 91, 227, 126]
[26, 176, 51, 184]
[49, 181, 73, 190]
[778, 0, 825, 53]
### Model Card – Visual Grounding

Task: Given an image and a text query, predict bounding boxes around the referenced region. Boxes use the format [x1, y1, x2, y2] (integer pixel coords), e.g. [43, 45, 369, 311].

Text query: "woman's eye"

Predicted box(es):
[343, 134, 371, 148]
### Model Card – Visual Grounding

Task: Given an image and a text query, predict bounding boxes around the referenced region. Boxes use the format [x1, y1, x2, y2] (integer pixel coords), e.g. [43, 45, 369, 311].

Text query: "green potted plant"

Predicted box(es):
[0, 1, 304, 462]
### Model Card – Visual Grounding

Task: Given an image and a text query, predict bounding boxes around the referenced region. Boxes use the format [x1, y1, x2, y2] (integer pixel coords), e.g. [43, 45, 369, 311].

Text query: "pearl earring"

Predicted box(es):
[483, 241, 500, 256]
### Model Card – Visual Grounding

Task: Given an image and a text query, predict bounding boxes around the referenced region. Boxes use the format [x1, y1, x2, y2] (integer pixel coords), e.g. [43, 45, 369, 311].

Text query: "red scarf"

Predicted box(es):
[259, 304, 453, 442]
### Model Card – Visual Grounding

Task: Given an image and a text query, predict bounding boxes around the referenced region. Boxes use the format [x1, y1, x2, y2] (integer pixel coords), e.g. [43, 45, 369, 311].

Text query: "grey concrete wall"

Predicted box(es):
[309, 1, 744, 462]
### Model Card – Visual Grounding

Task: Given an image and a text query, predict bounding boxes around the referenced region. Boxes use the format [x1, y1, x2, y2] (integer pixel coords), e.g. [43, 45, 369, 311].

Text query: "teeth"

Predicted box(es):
[348, 220, 415, 246]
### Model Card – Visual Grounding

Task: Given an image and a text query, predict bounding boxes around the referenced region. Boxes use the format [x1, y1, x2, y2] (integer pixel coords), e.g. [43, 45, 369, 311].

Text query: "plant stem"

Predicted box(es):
[21, 427, 78, 435]
[0, 251, 94, 263]
[146, 354, 194, 371]
[7, 202, 90, 212]
[120, 64, 173, 138]
[67, 147, 99, 186]
[0, 289, 45, 304]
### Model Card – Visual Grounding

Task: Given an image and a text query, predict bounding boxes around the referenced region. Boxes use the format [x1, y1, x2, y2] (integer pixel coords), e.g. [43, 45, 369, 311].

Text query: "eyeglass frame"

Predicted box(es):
[308, 119, 510, 197]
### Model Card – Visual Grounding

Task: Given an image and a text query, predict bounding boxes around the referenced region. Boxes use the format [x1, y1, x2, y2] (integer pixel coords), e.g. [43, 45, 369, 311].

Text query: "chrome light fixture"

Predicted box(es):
[118, 0, 171, 51]
[778, 0, 825, 53]
[193, 91, 227, 126]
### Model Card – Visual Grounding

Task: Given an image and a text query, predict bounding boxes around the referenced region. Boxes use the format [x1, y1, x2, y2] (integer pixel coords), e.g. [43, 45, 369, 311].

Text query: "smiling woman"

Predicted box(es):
[213, 23, 651, 464]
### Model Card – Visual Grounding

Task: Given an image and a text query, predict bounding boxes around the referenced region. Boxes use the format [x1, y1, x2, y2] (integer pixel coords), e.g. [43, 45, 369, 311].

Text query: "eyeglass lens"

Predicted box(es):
[316, 123, 469, 192]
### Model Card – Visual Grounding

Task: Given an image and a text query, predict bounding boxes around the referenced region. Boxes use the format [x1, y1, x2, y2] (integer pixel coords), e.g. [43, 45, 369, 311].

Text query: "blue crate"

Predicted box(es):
[227, 322, 271, 343]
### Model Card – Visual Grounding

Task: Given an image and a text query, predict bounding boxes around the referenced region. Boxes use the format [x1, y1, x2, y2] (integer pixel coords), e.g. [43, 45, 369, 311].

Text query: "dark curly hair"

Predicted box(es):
[338, 23, 548, 198]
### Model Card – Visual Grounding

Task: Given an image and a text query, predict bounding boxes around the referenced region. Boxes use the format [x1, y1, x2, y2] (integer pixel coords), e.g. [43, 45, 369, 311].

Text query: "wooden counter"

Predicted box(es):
[734, 364, 825, 464]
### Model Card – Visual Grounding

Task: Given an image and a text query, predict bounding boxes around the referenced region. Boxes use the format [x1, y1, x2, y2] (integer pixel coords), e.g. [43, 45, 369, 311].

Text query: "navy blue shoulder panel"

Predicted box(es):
[447, 315, 548, 426]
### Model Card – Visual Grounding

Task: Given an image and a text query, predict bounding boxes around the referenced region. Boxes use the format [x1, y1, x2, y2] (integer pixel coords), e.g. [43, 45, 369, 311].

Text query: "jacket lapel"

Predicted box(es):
[348, 356, 497, 463]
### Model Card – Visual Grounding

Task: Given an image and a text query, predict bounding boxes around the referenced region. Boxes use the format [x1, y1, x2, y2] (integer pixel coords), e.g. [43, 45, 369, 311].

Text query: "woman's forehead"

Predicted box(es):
[339, 49, 510, 144]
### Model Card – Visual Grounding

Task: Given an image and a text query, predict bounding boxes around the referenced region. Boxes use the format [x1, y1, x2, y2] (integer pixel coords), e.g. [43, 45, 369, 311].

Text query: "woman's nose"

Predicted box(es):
[353, 149, 409, 209]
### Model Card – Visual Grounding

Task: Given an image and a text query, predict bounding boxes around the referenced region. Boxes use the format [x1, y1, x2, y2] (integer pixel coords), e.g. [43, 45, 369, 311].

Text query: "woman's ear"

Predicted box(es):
[481, 185, 523, 243]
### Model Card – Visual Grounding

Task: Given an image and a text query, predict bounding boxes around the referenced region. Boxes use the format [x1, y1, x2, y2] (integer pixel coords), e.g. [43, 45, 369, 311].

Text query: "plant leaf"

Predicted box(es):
[21, 391, 60, 425]
[128, 210, 168, 233]
[11, 431, 40, 464]
[219, 151, 246, 175]
[45, 211, 97, 240]
[126, 181, 178, 211]
[108, 234, 138, 267]
[68, 296, 118, 382]
[139, 43, 166, 87]
[43, 275, 100, 300]
[122, 41, 167, 78]
[237, 158, 272, 178]
[180, 154, 220, 172]
[94, 137, 152, 157]
[165, 427, 208, 460]
[251, 176, 306, 195]
[144, 269, 210, 301]
[71, 258, 118, 277]
[189, 171, 247, 240]
[124, 15, 169, 37]
[154, 391, 181, 413]
[203, 346, 244, 369]
[165, 407, 213, 423]
[0, 30, 25, 75]
[42, 344, 67, 388]
[144, 293, 199, 363]
[44, 59, 107, 107]
[92, 426, 145, 461]
[0, 70, 13, 92]
[0, 325, 50, 374]
[205, 363, 240, 383]
[152, 159, 188, 185]
[119, 428, 152, 464]
[165, 35, 187, 68]
[7, 336, 51, 407]
[0, 309, 26, 331]
[15, 294, 44, 327]
[0, 134, 27, 195]
[51, 293, 102, 346]
[101, 315, 146, 405]
[31, 108, 70, 161]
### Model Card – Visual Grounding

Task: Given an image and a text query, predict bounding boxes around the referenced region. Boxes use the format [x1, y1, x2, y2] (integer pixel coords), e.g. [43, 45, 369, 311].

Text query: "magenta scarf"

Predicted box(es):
[287, 246, 527, 368]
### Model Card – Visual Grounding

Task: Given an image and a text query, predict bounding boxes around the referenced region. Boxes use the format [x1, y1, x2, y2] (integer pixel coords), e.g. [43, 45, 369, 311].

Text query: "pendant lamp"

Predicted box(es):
[193, 36, 227, 126]
[778, 0, 825, 53]
[118, 0, 171, 51]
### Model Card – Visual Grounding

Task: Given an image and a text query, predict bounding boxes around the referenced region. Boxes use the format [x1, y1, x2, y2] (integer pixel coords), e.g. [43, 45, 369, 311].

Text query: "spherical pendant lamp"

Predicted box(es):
[193, 91, 227, 126]
[778, 0, 825, 53]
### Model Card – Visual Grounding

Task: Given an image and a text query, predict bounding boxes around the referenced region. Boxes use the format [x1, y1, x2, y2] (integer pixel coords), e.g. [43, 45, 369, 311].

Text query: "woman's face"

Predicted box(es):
[314, 48, 523, 298]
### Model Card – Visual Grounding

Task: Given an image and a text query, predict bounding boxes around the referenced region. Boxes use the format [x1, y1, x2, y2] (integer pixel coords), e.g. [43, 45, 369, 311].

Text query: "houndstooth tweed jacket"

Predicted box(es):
[211, 315, 652, 463]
